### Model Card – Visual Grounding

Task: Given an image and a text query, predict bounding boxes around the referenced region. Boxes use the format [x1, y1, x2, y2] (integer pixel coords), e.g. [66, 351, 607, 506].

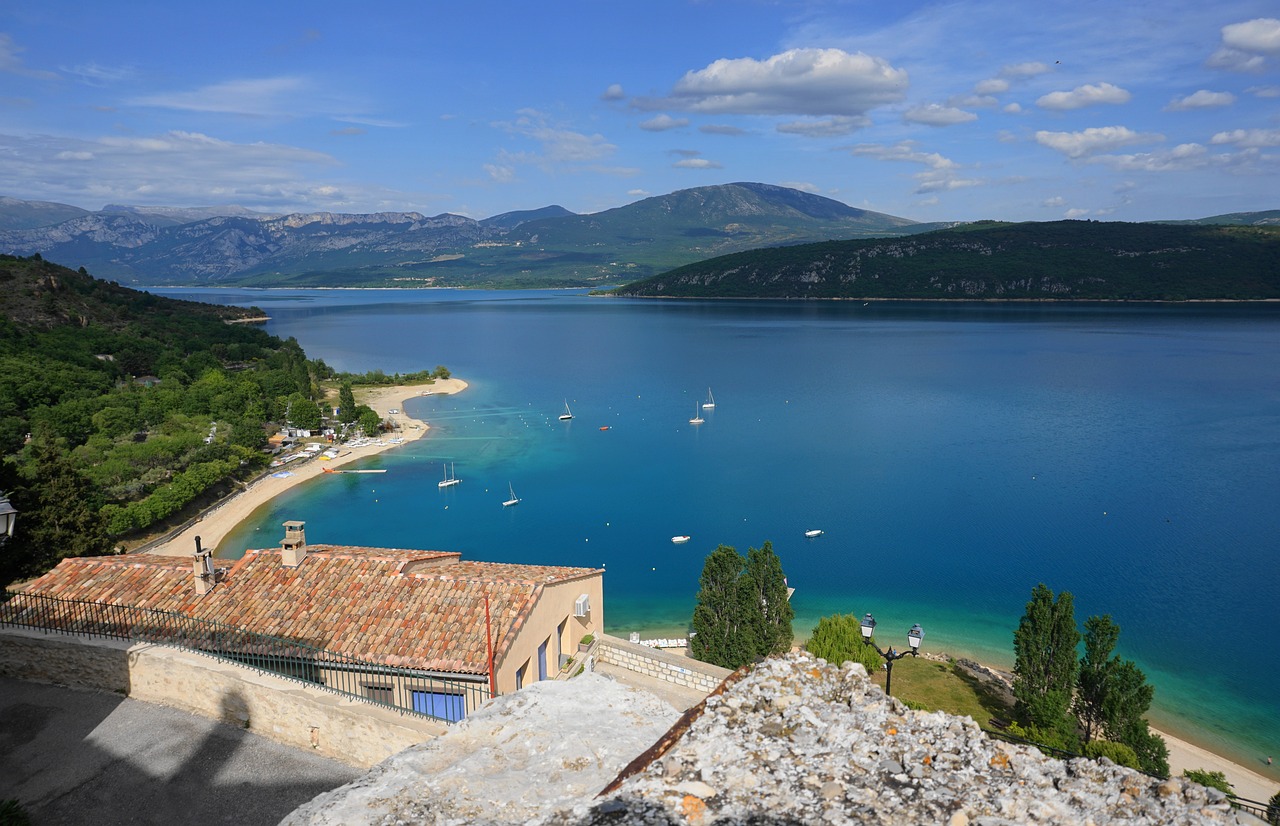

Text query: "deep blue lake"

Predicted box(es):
[156, 288, 1280, 770]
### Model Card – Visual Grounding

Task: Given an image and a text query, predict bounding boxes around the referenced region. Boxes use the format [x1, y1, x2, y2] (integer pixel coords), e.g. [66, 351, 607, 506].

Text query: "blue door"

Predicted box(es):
[537, 638, 548, 681]
[411, 689, 465, 722]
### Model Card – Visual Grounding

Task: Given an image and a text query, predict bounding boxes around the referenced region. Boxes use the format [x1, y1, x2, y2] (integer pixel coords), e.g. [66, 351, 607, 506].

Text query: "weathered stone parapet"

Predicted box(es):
[595, 633, 731, 693]
[0, 627, 445, 768]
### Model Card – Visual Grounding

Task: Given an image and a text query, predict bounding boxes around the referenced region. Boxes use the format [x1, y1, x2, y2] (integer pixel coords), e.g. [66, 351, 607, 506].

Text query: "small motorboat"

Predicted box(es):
[804, 529, 824, 538]
[671, 535, 691, 544]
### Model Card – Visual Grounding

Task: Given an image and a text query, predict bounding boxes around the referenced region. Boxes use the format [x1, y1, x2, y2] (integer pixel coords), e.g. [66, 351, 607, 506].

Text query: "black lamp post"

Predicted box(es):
[859, 613, 924, 697]
[0, 492, 17, 542]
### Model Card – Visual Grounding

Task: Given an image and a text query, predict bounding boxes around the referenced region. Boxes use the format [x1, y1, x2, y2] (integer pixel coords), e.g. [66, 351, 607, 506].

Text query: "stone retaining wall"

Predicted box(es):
[0, 627, 445, 768]
[596, 633, 732, 694]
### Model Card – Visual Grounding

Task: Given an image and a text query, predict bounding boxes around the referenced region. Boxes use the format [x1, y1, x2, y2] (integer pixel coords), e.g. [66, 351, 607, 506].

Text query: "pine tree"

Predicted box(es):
[1012, 583, 1080, 736]
[690, 545, 757, 669]
[338, 382, 357, 424]
[742, 541, 794, 657]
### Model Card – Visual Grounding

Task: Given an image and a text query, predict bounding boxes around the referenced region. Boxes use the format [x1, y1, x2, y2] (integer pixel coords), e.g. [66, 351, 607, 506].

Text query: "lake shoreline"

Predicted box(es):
[147, 379, 467, 559]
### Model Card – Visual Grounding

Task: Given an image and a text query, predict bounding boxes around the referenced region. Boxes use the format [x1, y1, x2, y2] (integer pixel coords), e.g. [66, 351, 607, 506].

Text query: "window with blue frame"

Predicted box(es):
[411, 689, 466, 722]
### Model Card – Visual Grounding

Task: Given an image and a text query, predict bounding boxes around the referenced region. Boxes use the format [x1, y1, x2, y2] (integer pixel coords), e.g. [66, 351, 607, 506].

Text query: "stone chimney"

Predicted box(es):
[280, 520, 307, 568]
[192, 536, 215, 596]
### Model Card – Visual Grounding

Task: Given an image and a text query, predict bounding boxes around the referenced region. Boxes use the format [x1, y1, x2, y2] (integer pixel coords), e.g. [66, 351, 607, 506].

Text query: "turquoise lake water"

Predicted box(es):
[157, 288, 1280, 773]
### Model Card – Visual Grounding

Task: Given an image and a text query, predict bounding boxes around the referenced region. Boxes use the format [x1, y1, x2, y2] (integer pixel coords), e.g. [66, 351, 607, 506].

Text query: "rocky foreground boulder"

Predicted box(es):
[284, 654, 1254, 825]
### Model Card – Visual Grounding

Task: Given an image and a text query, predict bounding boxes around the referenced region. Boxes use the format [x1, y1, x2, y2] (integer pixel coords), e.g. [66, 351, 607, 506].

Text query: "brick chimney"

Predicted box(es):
[280, 520, 307, 568]
[192, 536, 215, 596]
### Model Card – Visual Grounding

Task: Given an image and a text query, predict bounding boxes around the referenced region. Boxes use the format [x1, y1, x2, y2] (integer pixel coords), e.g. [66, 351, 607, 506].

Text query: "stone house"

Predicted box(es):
[10, 522, 604, 721]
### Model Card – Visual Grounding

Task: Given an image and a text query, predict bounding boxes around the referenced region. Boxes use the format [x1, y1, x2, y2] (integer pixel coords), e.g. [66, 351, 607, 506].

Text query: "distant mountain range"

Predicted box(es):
[609, 220, 1280, 301]
[0, 184, 921, 287]
[1, 186, 1275, 292]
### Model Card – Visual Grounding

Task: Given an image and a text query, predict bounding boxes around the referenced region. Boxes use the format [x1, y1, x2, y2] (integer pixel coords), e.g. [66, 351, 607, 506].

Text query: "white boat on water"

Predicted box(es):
[672, 535, 691, 544]
[502, 483, 521, 507]
[805, 529, 824, 538]
[689, 404, 704, 425]
[702, 387, 715, 409]
[438, 462, 460, 489]
[559, 400, 573, 421]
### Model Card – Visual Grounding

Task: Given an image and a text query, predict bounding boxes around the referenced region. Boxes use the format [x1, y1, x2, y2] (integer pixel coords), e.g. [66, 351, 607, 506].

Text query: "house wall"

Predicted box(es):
[0, 627, 446, 768]
[494, 573, 603, 694]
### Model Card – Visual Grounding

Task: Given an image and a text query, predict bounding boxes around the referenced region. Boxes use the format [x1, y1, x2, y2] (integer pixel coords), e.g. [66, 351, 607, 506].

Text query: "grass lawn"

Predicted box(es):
[865, 656, 1012, 727]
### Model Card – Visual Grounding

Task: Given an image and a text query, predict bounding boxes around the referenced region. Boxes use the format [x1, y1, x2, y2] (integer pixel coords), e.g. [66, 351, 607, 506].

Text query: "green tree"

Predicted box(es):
[1121, 718, 1170, 778]
[740, 541, 794, 657]
[338, 382, 357, 424]
[1012, 583, 1080, 736]
[1082, 739, 1141, 770]
[805, 614, 884, 673]
[286, 394, 323, 431]
[1183, 769, 1233, 796]
[433, 365, 451, 380]
[357, 409, 382, 437]
[1075, 614, 1121, 744]
[1265, 790, 1279, 825]
[690, 544, 758, 669]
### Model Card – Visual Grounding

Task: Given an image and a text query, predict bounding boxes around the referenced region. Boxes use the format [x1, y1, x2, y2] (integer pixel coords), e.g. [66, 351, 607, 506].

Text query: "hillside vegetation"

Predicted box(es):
[609, 220, 1280, 301]
[0, 256, 342, 586]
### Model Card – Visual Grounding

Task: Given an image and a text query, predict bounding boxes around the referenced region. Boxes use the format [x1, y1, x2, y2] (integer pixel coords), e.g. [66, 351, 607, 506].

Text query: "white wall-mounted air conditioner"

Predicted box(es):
[573, 594, 590, 617]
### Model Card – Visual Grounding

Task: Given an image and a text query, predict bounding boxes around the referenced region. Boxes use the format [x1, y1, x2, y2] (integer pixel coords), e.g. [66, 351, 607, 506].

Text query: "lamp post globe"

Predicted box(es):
[0, 493, 16, 539]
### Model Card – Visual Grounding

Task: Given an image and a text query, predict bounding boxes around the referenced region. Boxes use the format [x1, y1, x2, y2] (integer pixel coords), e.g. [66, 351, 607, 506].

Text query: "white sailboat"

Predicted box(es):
[559, 400, 573, 421]
[502, 482, 521, 507]
[689, 404, 704, 425]
[702, 387, 715, 409]
[438, 462, 460, 489]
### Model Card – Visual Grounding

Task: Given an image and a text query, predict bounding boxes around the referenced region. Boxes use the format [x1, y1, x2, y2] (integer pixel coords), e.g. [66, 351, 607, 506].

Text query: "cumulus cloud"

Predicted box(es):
[0, 33, 58, 80]
[1246, 85, 1280, 97]
[1210, 128, 1280, 147]
[849, 141, 977, 194]
[1042, 196, 1066, 207]
[601, 83, 625, 101]
[903, 104, 977, 126]
[1036, 82, 1131, 110]
[1165, 90, 1236, 110]
[1207, 48, 1266, 72]
[1090, 143, 1210, 172]
[1035, 126, 1162, 158]
[776, 115, 869, 137]
[974, 78, 1009, 95]
[674, 157, 723, 169]
[1222, 18, 1280, 54]
[699, 124, 746, 136]
[639, 48, 908, 117]
[1065, 208, 1091, 219]
[1003, 102, 1023, 114]
[639, 114, 689, 132]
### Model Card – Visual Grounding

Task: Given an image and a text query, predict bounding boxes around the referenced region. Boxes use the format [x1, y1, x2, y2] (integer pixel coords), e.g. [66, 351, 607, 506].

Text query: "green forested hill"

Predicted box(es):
[608, 221, 1280, 301]
[0, 255, 320, 586]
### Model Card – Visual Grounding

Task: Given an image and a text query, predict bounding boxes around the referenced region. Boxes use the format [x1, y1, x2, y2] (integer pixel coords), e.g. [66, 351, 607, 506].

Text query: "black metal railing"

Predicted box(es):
[0, 592, 491, 723]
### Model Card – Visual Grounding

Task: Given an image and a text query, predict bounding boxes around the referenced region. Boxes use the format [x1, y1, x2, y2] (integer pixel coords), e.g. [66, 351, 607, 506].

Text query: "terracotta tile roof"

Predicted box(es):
[13, 546, 602, 677]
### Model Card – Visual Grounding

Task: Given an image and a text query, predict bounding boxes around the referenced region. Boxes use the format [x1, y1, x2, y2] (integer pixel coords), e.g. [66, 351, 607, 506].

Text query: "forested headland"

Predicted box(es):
[0, 254, 443, 587]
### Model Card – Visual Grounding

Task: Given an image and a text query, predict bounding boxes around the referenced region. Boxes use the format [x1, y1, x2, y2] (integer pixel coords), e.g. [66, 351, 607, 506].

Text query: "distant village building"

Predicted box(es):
[12, 522, 604, 720]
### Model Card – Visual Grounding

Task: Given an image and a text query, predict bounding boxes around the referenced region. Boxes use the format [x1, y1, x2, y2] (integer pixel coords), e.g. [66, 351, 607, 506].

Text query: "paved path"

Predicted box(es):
[0, 677, 360, 826]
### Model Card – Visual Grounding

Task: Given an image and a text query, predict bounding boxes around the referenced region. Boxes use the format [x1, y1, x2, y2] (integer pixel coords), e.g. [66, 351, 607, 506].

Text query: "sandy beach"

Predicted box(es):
[147, 379, 466, 559]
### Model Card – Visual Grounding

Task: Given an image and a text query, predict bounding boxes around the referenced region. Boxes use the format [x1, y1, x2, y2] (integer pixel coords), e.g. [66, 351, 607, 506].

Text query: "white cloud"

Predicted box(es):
[60, 62, 135, 85]
[131, 76, 310, 116]
[1036, 82, 1131, 110]
[974, 78, 1009, 95]
[1207, 48, 1267, 72]
[1210, 128, 1280, 147]
[601, 83, 625, 101]
[776, 115, 869, 137]
[1222, 18, 1280, 54]
[849, 141, 956, 170]
[641, 48, 908, 117]
[699, 124, 746, 136]
[0, 33, 58, 80]
[1165, 90, 1236, 111]
[1246, 85, 1280, 97]
[903, 104, 977, 127]
[495, 109, 616, 166]
[627, 189, 650, 198]
[1090, 143, 1210, 172]
[1065, 208, 1090, 219]
[780, 181, 820, 194]
[674, 157, 723, 169]
[484, 163, 515, 183]
[0, 130, 362, 211]
[1035, 126, 1162, 158]
[1003, 102, 1023, 114]
[999, 62, 1052, 79]
[639, 114, 689, 132]
[1042, 196, 1066, 207]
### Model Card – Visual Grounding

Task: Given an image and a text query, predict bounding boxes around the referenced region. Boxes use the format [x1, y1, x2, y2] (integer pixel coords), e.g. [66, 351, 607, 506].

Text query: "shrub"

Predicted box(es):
[1182, 768, 1234, 797]
[1083, 739, 1141, 770]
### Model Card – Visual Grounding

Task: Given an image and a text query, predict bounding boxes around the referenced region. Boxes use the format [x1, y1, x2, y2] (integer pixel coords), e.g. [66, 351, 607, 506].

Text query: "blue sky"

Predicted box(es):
[1, 1, 1277, 223]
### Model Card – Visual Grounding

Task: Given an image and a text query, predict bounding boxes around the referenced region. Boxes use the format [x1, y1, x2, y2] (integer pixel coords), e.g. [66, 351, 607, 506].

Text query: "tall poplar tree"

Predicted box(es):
[741, 541, 794, 657]
[690, 544, 758, 669]
[1012, 583, 1080, 734]
[1075, 614, 1121, 744]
